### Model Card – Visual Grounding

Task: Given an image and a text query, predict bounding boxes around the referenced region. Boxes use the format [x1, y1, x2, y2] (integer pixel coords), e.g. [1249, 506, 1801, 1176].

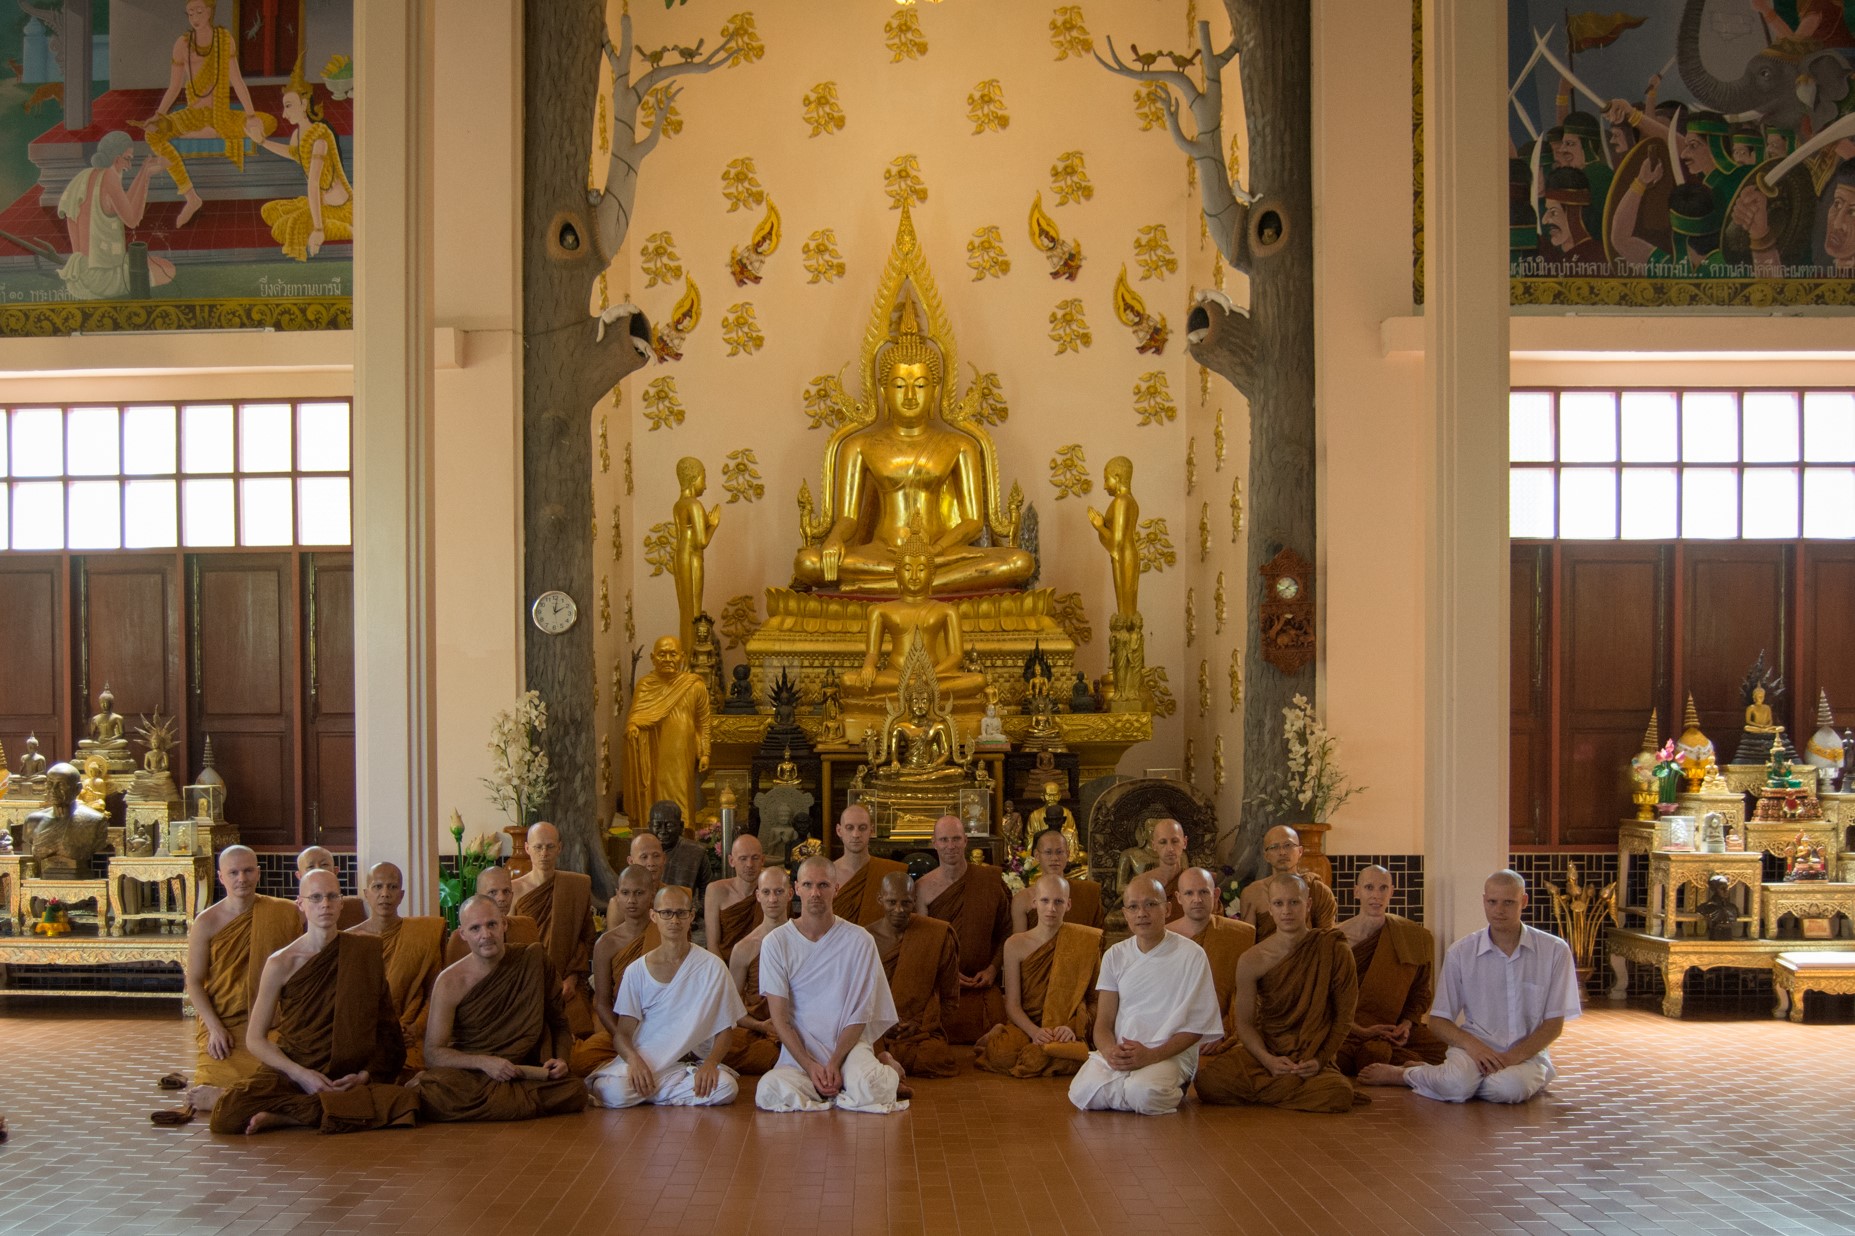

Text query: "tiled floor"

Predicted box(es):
[0, 999, 1851, 1236]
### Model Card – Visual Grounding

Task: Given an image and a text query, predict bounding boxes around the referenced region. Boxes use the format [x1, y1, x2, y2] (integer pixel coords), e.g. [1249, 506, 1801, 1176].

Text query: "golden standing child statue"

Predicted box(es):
[671, 456, 721, 655]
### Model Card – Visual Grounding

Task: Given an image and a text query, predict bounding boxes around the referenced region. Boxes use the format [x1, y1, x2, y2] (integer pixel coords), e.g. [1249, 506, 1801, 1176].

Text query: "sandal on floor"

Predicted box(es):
[157, 1073, 187, 1090]
[149, 1108, 194, 1126]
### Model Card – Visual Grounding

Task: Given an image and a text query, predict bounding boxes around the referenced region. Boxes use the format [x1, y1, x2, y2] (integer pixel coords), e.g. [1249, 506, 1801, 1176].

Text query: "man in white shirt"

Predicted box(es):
[585, 886, 745, 1108]
[1359, 870, 1581, 1104]
[755, 857, 910, 1114]
[1068, 875, 1225, 1115]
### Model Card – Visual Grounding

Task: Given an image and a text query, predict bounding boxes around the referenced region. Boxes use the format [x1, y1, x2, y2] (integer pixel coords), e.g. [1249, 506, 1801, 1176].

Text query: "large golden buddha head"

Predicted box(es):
[877, 300, 945, 427]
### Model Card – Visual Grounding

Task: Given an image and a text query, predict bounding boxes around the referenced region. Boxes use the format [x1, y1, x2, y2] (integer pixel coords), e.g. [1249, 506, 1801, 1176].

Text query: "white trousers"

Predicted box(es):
[1404, 1046, 1555, 1104]
[1067, 1052, 1193, 1116]
[585, 1059, 740, 1108]
[754, 1043, 908, 1114]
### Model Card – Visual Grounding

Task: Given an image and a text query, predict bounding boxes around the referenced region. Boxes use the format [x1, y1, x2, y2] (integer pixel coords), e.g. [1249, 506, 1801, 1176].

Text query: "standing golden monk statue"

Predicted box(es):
[672, 456, 721, 654]
[622, 637, 713, 830]
[1088, 457, 1140, 622]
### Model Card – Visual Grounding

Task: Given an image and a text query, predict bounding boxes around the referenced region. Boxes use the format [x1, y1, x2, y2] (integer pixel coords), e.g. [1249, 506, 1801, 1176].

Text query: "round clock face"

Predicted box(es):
[1273, 576, 1301, 601]
[531, 590, 578, 635]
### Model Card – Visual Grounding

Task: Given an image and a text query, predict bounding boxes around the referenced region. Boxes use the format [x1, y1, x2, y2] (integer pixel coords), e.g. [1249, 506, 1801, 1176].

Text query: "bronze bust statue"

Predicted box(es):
[26, 763, 110, 879]
[1697, 873, 1739, 941]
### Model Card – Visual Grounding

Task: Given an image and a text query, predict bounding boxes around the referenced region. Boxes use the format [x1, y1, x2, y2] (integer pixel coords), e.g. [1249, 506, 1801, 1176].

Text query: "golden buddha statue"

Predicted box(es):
[1030, 778, 1086, 867]
[623, 636, 713, 829]
[844, 531, 987, 702]
[772, 746, 802, 786]
[78, 752, 113, 813]
[77, 685, 134, 772]
[672, 456, 721, 654]
[1088, 456, 1141, 623]
[1744, 686, 1779, 733]
[864, 632, 969, 780]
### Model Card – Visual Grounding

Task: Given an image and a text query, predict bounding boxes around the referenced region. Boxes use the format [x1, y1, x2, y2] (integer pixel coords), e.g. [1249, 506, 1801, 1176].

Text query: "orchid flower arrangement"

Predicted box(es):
[1246, 694, 1366, 822]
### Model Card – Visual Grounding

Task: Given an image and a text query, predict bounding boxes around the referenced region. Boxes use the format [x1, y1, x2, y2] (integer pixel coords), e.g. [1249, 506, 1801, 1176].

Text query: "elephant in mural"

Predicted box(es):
[1678, 0, 1855, 136]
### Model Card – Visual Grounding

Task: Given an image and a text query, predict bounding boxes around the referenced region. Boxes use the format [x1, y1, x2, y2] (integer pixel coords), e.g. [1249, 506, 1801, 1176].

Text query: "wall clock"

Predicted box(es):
[1257, 548, 1315, 674]
[531, 590, 578, 635]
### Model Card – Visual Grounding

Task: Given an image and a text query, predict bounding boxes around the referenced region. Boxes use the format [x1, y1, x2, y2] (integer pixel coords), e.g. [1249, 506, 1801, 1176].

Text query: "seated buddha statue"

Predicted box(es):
[77, 686, 133, 771]
[1745, 686, 1779, 733]
[887, 682, 957, 773]
[1034, 778, 1086, 866]
[844, 533, 987, 702]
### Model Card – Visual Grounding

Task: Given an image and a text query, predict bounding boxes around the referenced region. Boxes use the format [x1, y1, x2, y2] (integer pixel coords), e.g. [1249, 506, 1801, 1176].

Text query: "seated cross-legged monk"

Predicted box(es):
[915, 815, 1011, 1044]
[208, 870, 420, 1135]
[1196, 873, 1358, 1113]
[571, 864, 660, 1076]
[1359, 870, 1581, 1104]
[1336, 864, 1446, 1077]
[1068, 875, 1223, 1115]
[345, 862, 446, 1079]
[1167, 867, 1255, 1064]
[1239, 826, 1337, 942]
[512, 821, 597, 1037]
[705, 833, 766, 962]
[755, 857, 910, 1113]
[1009, 829, 1106, 931]
[832, 804, 907, 926]
[979, 874, 1101, 1078]
[868, 870, 961, 1079]
[722, 867, 793, 1077]
[444, 866, 538, 965]
[413, 895, 587, 1122]
[587, 886, 745, 1107]
[1148, 819, 1190, 922]
[298, 846, 366, 930]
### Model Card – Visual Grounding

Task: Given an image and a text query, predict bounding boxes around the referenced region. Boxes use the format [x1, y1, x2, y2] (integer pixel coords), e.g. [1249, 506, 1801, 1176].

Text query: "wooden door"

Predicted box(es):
[303, 554, 355, 848]
[1510, 545, 1553, 846]
[0, 558, 64, 769]
[1679, 545, 1790, 752]
[189, 554, 296, 848]
[1799, 544, 1855, 736]
[76, 555, 181, 764]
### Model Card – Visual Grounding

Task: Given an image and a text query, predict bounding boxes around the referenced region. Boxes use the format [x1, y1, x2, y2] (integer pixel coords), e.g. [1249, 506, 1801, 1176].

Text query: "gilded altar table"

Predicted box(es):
[1760, 882, 1855, 941]
[1606, 927, 1852, 1017]
[0, 853, 36, 927]
[1616, 820, 1656, 929]
[107, 854, 214, 935]
[1771, 952, 1855, 1021]
[1645, 851, 1763, 939]
[17, 876, 110, 930]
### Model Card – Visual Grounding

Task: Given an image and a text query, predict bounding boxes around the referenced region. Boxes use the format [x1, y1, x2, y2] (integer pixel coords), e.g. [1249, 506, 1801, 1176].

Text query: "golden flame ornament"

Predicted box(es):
[1028, 192, 1083, 280]
[729, 199, 781, 286]
[1113, 265, 1169, 355]
[651, 277, 702, 362]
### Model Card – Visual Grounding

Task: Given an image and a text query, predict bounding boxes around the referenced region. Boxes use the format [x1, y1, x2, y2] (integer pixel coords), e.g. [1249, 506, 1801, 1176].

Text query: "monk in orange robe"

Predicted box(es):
[1240, 826, 1337, 942]
[1168, 867, 1256, 1061]
[345, 862, 446, 1077]
[511, 822, 597, 1037]
[1009, 828, 1106, 931]
[297, 846, 365, 930]
[705, 833, 765, 961]
[978, 874, 1101, 1078]
[869, 871, 961, 1079]
[832, 804, 907, 925]
[722, 867, 790, 1076]
[1150, 819, 1190, 923]
[444, 865, 539, 964]
[916, 815, 1012, 1044]
[1336, 865, 1447, 1075]
[571, 865, 660, 1076]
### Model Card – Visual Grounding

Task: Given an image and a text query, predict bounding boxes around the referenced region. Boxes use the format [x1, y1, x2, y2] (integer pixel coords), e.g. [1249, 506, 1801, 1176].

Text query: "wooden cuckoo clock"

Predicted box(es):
[1258, 548, 1315, 674]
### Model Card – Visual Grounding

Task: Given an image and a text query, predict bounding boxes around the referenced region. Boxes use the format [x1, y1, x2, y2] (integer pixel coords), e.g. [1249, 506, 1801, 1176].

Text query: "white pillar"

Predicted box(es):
[1422, 0, 1510, 945]
[351, 0, 438, 911]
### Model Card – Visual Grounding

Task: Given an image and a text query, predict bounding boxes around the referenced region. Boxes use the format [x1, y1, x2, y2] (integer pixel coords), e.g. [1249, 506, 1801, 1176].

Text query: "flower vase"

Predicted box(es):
[504, 824, 532, 877]
[1290, 821, 1333, 888]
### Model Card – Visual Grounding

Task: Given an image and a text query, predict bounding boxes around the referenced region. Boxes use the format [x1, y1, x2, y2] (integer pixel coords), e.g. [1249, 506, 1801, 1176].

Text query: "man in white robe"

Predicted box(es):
[755, 857, 909, 1114]
[1068, 875, 1224, 1115]
[586, 886, 744, 1108]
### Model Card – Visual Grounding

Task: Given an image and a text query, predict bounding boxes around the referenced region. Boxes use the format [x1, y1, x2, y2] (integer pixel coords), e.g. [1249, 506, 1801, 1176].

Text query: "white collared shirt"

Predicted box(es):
[1429, 924, 1582, 1054]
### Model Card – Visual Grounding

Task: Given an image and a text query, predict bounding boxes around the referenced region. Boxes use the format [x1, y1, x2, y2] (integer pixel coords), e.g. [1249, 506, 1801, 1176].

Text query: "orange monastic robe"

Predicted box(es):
[568, 923, 659, 1076]
[975, 922, 1101, 1078]
[1336, 914, 1447, 1076]
[834, 856, 908, 926]
[924, 864, 1013, 1045]
[193, 895, 303, 1089]
[444, 915, 539, 965]
[716, 894, 762, 962]
[516, 872, 597, 1037]
[720, 949, 781, 1076]
[414, 944, 588, 1122]
[357, 916, 446, 1075]
[1195, 927, 1358, 1113]
[875, 915, 961, 1078]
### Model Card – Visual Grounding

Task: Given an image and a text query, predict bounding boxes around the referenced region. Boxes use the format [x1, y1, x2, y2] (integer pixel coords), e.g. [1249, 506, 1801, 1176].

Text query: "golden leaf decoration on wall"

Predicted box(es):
[1186, 150, 1197, 191]
[1199, 209, 1210, 247]
[599, 578, 612, 632]
[611, 504, 623, 563]
[612, 655, 624, 720]
[1133, 81, 1167, 130]
[1132, 371, 1176, 426]
[1048, 298, 1091, 354]
[803, 229, 846, 284]
[722, 448, 764, 503]
[884, 8, 928, 61]
[884, 153, 928, 209]
[1231, 475, 1243, 542]
[970, 371, 1009, 425]
[1185, 587, 1196, 647]
[599, 734, 611, 797]
[598, 415, 611, 473]
[1228, 648, 1242, 713]
[721, 12, 766, 65]
[642, 521, 674, 577]
[1228, 129, 1242, 183]
[592, 663, 600, 712]
[1050, 6, 1093, 59]
[642, 376, 686, 431]
[640, 85, 682, 140]
[967, 79, 1008, 133]
[967, 225, 1011, 280]
[596, 92, 609, 156]
[1213, 252, 1226, 292]
[802, 81, 846, 137]
[1214, 408, 1226, 470]
[1048, 444, 1091, 499]
[803, 375, 849, 430]
[1186, 437, 1197, 494]
[1213, 734, 1226, 790]
[1197, 659, 1210, 717]
[1052, 591, 1092, 645]
[1199, 362, 1210, 404]
[721, 302, 764, 355]
[625, 590, 636, 645]
[1142, 666, 1176, 718]
[592, 511, 599, 541]
[1198, 502, 1210, 561]
[1137, 518, 1175, 573]
[720, 157, 766, 213]
[1184, 737, 1197, 789]
[1133, 224, 1178, 280]
[1049, 150, 1092, 205]
[719, 593, 761, 651]
[624, 442, 634, 496]
[1214, 571, 1227, 633]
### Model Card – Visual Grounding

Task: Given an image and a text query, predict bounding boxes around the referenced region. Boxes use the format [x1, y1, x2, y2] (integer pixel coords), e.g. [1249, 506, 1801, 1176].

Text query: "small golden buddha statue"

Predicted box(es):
[817, 668, 847, 743]
[1115, 817, 1158, 894]
[844, 532, 987, 701]
[864, 631, 970, 786]
[1032, 778, 1086, 866]
[77, 685, 133, 771]
[772, 746, 802, 786]
[887, 681, 957, 772]
[77, 753, 112, 813]
[1088, 456, 1141, 623]
[671, 456, 721, 654]
[1744, 685, 1779, 734]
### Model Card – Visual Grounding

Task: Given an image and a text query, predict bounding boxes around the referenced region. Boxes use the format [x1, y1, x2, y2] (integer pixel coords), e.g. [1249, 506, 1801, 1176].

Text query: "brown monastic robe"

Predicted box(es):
[874, 914, 961, 1078]
[336, 896, 366, 931]
[193, 895, 303, 1089]
[1336, 914, 1447, 1076]
[716, 893, 762, 962]
[1194, 927, 1359, 1113]
[720, 949, 781, 1076]
[443, 914, 539, 965]
[1251, 875, 1338, 942]
[976, 922, 1101, 1078]
[1160, 868, 1185, 923]
[208, 934, 419, 1134]
[1019, 879, 1107, 932]
[834, 856, 908, 926]
[515, 871, 596, 1037]
[414, 943, 588, 1121]
[1193, 914, 1258, 1045]
[357, 916, 446, 1075]
[925, 864, 1013, 1045]
[569, 922, 660, 1076]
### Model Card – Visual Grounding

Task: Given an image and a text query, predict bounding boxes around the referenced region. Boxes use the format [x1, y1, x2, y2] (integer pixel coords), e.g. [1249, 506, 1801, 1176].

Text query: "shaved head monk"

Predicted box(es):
[722, 867, 792, 1077]
[1196, 873, 1357, 1113]
[346, 862, 446, 1078]
[414, 894, 587, 1122]
[755, 856, 909, 1113]
[915, 815, 1012, 1044]
[1149, 819, 1189, 922]
[1335, 865, 1446, 1076]
[297, 846, 365, 930]
[511, 821, 597, 1037]
[174, 845, 301, 1115]
[572, 864, 660, 1076]
[586, 886, 744, 1107]
[627, 830, 667, 889]
[705, 833, 766, 961]
[1168, 867, 1256, 1063]
[443, 866, 539, 965]
[1010, 829, 1105, 931]
[832, 804, 907, 925]
[207, 870, 419, 1135]
[1239, 826, 1337, 941]
[1068, 875, 1223, 1115]
[980, 873, 1102, 1079]
[868, 870, 960, 1079]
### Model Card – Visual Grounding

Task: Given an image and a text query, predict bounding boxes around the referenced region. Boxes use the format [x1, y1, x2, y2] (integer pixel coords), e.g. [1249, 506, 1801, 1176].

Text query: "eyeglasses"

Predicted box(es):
[653, 908, 693, 920]
[1263, 843, 1300, 852]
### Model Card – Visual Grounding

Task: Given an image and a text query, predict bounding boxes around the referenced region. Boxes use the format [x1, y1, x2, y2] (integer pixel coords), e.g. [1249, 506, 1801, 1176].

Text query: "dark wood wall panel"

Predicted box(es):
[1681, 546, 1789, 748]
[1800, 546, 1855, 735]
[199, 566, 286, 716]
[191, 556, 296, 846]
[1510, 547, 1552, 846]
[312, 732, 357, 848]
[79, 557, 179, 746]
[0, 559, 62, 767]
[304, 555, 355, 848]
[208, 731, 290, 848]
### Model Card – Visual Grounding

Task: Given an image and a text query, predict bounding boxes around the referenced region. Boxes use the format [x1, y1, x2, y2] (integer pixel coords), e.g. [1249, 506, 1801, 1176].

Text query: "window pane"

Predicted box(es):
[297, 476, 351, 545]
[1682, 392, 1738, 462]
[1804, 468, 1855, 538]
[1804, 392, 1855, 462]
[1742, 391, 1800, 462]
[1559, 467, 1618, 538]
[124, 479, 178, 548]
[1558, 392, 1618, 462]
[1621, 391, 1679, 462]
[1742, 468, 1800, 538]
[123, 405, 178, 476]
[66, 479, 121, 549]
[0, 417, 7, 476]
[11, 480, 63, 549]
[1509, 392, 1554, 462]
[182, 404, 234, 473]
[1620, 468, 1679, 538]
[240, 477, 293, 545]
[1682, 467, 1739, 538]
[0, 485, 8, 544]
[239, 403, 292, 473]
[11, 407, 62, 477]
[181, 478, 235, 546]
[66, 406, 118, 476]
[298, 401, 350, 472]
[1510, 469, 1555, 537]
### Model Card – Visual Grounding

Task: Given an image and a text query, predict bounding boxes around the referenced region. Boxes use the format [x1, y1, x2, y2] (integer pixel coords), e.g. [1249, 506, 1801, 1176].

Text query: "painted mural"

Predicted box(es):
[1506, 0, 1855, 306]
[0, 0, 351, 335]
